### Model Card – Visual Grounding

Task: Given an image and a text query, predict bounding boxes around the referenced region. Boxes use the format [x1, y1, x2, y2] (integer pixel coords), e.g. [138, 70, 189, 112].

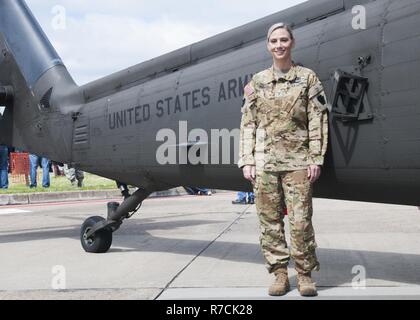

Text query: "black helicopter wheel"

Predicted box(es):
[80, 216, 113, 253]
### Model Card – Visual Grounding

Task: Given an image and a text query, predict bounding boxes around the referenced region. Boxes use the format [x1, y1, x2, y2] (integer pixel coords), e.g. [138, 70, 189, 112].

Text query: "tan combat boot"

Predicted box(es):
[268, 267, 290, 296]
[297, 272, 318, 297]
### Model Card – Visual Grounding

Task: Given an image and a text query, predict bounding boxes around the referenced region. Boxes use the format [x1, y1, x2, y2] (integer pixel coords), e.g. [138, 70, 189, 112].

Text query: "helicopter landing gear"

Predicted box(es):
[80, 188, 151, 253]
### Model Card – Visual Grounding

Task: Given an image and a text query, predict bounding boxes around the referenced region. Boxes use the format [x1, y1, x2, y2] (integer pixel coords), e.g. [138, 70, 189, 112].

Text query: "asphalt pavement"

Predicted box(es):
[0, 192, 420, 300]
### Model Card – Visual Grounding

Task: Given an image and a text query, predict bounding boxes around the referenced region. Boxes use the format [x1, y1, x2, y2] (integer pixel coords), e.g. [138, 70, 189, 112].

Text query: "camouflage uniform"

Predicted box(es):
[238, 65, 329, 274]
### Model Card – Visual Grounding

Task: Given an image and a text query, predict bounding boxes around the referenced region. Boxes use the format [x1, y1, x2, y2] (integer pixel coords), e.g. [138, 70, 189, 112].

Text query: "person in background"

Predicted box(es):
[51, 161, 65, 177]
[232, 192, 254, 205]
[29, 153, 50, 188]
[183, 187, 212, 196]
[0, 145, 9, 189]
[64, 164, 84, 188]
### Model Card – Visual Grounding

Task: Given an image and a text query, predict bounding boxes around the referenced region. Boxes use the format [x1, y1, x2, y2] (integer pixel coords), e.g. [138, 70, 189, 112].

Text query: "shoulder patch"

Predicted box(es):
[311, 91, 329, 112]
[244, 84, 254, 97]
[317, 94, 326, 106]
[244, 82, 258, 102]
[309, 83, 324, 100]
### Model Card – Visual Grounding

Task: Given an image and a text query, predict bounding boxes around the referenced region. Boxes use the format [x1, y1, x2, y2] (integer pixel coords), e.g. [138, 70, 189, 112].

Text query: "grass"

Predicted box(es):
[0, 172, 117, 194]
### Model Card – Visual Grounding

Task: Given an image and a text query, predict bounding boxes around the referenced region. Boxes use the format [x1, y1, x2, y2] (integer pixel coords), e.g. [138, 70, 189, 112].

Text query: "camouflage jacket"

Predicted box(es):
[238, 65, 329, 171]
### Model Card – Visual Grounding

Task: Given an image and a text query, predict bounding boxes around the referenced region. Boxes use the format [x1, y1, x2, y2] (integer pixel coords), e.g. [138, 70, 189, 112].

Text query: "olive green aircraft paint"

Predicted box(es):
[1, 0, 420, 206]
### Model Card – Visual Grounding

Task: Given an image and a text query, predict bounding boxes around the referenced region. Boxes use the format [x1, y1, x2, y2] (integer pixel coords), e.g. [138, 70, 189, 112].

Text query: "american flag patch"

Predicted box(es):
[244, 84, 254, 97]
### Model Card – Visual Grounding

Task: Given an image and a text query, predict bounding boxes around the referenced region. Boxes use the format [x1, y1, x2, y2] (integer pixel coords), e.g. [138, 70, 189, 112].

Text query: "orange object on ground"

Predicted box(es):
[9, 152, 30, 185]
[10, 152, 30, 175]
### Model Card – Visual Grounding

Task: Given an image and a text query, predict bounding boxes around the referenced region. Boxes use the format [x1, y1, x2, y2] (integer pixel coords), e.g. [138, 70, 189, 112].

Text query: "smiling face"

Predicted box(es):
[267, 27, 295, 63]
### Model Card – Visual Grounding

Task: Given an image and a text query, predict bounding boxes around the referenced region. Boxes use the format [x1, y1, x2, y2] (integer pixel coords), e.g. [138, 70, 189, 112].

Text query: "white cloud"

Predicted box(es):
[26, 0, 307, 84]
[52, 14, 223, 84]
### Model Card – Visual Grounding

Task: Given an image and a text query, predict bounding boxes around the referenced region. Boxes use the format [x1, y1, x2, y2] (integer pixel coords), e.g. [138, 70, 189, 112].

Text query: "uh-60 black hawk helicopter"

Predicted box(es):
[1, 0, 420, 253]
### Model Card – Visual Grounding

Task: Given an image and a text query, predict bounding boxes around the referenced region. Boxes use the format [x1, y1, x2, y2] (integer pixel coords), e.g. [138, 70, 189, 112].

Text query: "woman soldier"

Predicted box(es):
[238, 23, 329, 297]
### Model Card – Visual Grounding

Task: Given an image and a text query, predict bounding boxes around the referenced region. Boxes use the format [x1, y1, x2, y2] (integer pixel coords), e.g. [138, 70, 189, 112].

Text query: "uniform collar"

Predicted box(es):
[265, 64, 298, 83]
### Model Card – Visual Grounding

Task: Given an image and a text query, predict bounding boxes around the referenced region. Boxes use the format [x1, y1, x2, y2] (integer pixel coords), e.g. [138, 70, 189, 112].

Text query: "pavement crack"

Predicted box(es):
[154, 205, 251, 300]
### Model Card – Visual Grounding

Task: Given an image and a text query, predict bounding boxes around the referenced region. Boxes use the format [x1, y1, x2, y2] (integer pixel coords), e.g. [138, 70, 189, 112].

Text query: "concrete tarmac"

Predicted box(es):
[0, 192, 420, 300]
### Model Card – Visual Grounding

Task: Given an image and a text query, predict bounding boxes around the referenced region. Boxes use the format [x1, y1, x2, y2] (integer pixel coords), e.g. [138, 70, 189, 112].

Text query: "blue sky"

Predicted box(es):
[26, 0, 307, 85]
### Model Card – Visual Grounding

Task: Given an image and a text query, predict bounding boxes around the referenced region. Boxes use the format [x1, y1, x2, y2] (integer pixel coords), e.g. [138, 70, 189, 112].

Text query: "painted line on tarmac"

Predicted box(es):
[0, 208, 31, 215]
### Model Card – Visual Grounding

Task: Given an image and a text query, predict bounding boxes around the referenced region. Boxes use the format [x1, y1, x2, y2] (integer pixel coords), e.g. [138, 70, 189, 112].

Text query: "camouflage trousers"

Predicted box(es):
[254, 170, 320, 274]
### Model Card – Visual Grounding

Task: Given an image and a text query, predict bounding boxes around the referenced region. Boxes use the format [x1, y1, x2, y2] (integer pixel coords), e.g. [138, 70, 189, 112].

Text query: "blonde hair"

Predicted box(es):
[267, 23, 294, 41]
